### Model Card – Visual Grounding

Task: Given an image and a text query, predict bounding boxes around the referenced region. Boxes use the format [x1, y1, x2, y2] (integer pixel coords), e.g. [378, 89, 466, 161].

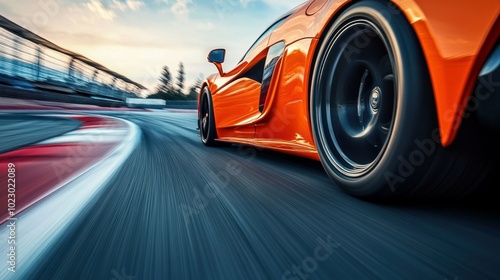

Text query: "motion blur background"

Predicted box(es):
[0, 1, 499, 280]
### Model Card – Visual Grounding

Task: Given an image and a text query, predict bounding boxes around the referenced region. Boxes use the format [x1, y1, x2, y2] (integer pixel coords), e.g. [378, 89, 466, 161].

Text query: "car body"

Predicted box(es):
[198, 0, 500, 199]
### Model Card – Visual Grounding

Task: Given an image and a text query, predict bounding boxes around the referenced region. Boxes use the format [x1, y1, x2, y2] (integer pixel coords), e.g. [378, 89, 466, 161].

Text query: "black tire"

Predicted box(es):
[310, 0, 498, 200]
[199, 87, 219, 146]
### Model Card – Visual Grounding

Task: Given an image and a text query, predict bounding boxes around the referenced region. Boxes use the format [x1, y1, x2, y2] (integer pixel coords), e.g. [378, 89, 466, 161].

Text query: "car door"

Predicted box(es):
[212, 15, 290, 140]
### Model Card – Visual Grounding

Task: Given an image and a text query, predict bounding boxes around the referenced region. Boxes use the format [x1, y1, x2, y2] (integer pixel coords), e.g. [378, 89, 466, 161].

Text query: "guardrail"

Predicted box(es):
[0, 15, 146, 101]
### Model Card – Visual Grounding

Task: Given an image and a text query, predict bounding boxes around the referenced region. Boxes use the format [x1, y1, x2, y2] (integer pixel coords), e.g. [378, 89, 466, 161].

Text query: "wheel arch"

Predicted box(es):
[198, 81, 208, 120]
[198, 80, 218, 115]
[387, 0, 500, 146]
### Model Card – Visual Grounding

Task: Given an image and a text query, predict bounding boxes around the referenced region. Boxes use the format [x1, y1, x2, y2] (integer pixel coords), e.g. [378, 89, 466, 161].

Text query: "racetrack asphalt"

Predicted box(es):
[1, 110, 499, 280]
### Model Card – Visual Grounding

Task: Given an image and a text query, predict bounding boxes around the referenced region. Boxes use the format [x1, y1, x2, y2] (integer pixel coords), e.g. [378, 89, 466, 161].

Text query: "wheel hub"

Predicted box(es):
[370, 86, 381, 112]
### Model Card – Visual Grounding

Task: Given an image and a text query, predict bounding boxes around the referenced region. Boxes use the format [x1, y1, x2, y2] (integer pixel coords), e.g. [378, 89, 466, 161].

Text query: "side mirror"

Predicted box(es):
[207, 49, 225, 75]
[208, 49, 225, 63]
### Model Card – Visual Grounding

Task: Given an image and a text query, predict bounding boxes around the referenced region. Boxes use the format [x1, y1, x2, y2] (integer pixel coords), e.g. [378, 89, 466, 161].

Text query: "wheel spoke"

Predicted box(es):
[383, 73, 394, 81]
[357, 69, 370, 128]
[376, 122, 390, 147]
[379, 74, 395, 125]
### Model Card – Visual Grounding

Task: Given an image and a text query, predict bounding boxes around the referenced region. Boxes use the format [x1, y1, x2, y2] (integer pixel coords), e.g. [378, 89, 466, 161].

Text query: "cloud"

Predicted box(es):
[126, 0, 145, 10]
[261, 0, 306, 9]
[195, 21, 215, 31]
[112, 0, 145, 11]
[171, 0, 192, 19]
[84, 0, 145, 22]
[86, 0, 116, 21]
[214, 0, 303, 9]
[239, 0, 250, 7]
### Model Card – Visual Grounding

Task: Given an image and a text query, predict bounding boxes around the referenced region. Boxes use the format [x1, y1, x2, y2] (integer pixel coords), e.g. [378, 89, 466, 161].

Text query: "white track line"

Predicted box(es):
[0, 116, 140, 279]
[39, 128, 128, 144]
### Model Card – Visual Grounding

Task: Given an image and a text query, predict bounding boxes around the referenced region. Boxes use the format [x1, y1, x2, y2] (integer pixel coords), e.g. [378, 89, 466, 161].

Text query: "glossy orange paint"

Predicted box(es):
[213, 78, 260, 138]
[200, 0, 499, 159]
[254, 39, 319, 160]
[393, 0, 500, 146]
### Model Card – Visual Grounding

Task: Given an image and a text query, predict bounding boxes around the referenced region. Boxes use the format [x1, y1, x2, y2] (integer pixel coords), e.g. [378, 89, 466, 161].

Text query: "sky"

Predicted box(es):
[0, 0, 306, 95]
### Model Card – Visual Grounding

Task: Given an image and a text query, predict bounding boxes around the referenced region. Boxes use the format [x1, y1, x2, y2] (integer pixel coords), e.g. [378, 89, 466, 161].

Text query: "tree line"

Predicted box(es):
[148, 62, 202, 100]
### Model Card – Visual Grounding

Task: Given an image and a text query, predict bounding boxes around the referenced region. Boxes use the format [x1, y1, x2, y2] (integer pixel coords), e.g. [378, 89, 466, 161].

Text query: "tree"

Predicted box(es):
[186, 75, 203, 100]
[176, 62, 185, 93]
[149, 62, 196, 100]
[157, 66, 172, 93]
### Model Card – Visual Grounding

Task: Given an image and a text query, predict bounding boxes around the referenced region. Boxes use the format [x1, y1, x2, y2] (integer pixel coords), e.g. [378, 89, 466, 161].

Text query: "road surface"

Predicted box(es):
[1, 110, 499, 280]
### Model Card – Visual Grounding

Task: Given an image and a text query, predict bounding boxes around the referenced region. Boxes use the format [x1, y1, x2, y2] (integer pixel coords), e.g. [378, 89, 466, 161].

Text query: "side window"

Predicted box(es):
[239, 15, 290, 63]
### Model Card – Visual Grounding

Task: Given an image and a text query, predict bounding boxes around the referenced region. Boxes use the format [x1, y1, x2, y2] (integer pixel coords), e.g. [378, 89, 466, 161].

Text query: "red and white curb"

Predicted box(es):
[0, 115, 129, 223]
[0, 115, 140, 278]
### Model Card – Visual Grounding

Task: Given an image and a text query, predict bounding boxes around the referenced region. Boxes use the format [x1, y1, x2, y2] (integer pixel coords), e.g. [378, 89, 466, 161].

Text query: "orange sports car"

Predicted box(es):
[198, 0, 500, 199]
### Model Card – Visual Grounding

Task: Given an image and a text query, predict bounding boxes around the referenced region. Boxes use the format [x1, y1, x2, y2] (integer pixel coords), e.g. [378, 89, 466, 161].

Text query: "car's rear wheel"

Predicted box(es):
[310, 0, 497, 200]
[199, 87, 219, 146]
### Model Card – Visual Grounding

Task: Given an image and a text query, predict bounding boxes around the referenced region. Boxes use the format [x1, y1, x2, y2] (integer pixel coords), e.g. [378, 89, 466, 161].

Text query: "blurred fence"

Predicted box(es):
[0, 15, 146, 101]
